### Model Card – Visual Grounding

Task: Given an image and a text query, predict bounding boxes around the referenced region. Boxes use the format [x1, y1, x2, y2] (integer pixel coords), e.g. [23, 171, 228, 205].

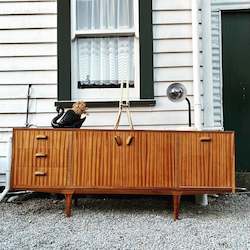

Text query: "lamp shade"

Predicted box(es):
[167, 83, 187, 102]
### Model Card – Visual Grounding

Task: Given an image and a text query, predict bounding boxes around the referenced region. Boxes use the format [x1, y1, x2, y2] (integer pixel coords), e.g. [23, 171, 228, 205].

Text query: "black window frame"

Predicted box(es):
[56, 0, 155, 108]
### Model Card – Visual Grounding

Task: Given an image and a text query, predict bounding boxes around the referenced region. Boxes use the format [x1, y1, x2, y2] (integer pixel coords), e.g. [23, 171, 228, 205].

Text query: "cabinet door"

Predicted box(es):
[71, 130, 114, 187]
[11, 129, 71, 188]
[178, 132, 235, 189]
[136, 131, 176, 188]
[71, 130, 176, 188]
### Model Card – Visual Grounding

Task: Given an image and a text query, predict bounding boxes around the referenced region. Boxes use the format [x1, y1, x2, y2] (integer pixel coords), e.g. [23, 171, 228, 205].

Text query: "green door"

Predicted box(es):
[222, 10, 250, 172]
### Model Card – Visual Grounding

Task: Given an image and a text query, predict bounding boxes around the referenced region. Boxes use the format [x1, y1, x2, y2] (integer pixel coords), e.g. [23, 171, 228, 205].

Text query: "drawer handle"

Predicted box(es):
[35, 153, 47, 158]
[114, 136, 122, 146]
[36, 135, 48, 140]
[34, 171, 47, 176]
[200, 137, 212, 142]
[126, 136, 134, 146]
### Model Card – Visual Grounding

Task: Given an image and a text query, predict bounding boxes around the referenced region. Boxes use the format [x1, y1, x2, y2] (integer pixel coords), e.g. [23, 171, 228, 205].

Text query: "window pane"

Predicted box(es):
[78, 37, 134, 87]
[76, 0, 134, 30]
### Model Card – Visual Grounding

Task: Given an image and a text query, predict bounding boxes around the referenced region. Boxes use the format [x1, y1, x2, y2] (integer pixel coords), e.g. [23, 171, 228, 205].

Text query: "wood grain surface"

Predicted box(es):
[177, 132, 235, 189]
[11, 128, 235, 191]
[10, 128, 235, 219]
[71, 130, 176, 188]
[11, 129, 71, 188]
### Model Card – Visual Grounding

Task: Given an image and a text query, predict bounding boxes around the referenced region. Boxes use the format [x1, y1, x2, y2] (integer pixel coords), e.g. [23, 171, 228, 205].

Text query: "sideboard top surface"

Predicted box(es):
[13, 127, 235, 135]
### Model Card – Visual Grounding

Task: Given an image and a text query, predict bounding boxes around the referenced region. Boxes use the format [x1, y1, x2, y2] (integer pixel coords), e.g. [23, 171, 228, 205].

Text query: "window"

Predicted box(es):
[71, 0, 139, 100]
[57, 0, 154, 106]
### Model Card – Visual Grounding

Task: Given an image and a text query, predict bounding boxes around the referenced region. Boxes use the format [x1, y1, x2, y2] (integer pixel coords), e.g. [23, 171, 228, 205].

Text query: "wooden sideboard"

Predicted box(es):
[11, 128, 235, 220]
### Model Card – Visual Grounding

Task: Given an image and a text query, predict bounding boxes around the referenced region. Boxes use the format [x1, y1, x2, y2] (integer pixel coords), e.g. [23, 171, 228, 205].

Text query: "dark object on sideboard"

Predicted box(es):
[51, 101, 87, 128]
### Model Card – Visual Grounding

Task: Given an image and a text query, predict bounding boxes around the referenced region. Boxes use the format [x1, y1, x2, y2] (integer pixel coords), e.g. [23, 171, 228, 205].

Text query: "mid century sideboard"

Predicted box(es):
[11, 128, 235, 220]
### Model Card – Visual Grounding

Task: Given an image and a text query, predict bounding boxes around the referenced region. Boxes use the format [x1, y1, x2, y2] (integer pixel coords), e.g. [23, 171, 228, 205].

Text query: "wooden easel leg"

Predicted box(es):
[173, 194, 181, 221]
[65, 193, 72, 217]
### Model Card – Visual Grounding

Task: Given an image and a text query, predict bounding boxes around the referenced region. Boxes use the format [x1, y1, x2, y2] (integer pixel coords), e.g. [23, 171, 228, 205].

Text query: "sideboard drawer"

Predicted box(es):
[12, 165, 68, 188]
[13, 129, 71, 149]
[12, 129, 72, 168]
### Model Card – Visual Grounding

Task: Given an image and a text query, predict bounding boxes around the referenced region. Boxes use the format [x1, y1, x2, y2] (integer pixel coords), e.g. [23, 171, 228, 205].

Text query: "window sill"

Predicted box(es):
[55, 100, 156, 109]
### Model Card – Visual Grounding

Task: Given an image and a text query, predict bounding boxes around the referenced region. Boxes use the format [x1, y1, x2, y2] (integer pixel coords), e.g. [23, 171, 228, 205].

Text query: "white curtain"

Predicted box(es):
[76, 0, 135, 86]
[76, 0, 134, 30]
[78, 37, 134, 85]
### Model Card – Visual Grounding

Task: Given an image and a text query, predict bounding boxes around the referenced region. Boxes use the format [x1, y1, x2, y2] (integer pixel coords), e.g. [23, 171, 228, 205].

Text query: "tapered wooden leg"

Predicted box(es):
[65, 193, 72, 217]
[173, 194, 181, 221]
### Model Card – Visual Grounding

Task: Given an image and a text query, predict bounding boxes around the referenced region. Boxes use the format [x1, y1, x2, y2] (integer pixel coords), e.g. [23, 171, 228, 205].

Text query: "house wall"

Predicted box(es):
[153, 0, 198, 129]
[0, 0, 57, 185]
[211, 0, 250, 127]
[0, 0, 198, 186]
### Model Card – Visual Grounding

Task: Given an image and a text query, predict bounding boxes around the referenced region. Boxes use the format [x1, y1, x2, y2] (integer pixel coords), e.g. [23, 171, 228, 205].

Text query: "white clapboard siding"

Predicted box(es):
[0, 174, 6, 186]
[153, 24, 193, 39]
[0, 1, 56, 15]
[0, 71, 57, 85]
[0, 129, 11, 173]
[153, 0, 194, 108]
[0, 84, 57, 99]
[154, 81, 200, 97]
[0, 57, 57, 71]
[0, 15, 56, 29]
[153, 0, 192, 10]
[154, 39, 193, 53]
[154, 39, 203, 54]
[0, 99, 56, 114]
[154, 67, 195, 82]
[154, 11, 202, 24]
[153, 11, 192, 24]
[117, 125, 198, 130]
[152, 0, 204, 135]
[0, 0, 199, 183]
[0, 96, 199, 115]
[154, 53, 201, 68]
[0, 0, 57, 182]
[0, 131, 12, 141]
[212, 0, 250, 10]
[0, 143, 8, 156]
[0, 44, 57, 57]
[0, 29, 56, 44]
[0, 110, 198, 128]
[0, 0, 55, 1]
[156, 54, 204, 69]
[211, 0, 250, 127]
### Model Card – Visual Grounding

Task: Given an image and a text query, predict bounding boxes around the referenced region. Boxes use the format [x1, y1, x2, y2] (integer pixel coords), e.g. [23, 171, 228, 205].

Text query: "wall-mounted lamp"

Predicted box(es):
[167, 83, 191, 127]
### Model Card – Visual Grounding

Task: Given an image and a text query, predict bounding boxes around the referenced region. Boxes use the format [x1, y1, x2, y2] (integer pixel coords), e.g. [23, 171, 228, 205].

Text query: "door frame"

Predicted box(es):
[219, 6, 250, 129]
[202, 1, 250, 129]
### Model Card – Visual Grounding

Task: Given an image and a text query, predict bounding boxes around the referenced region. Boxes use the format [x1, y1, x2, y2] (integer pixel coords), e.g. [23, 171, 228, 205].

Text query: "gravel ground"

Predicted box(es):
[0, 193, 249, 250]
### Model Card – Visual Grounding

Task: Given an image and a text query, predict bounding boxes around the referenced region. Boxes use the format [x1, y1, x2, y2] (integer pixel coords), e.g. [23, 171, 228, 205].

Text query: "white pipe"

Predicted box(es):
[192, 0, 202, 130]
[0, 137, 12, 202]
[202, 0, 214, 128]
[195, 193, 208, 206]
[192, 0, 208, 206]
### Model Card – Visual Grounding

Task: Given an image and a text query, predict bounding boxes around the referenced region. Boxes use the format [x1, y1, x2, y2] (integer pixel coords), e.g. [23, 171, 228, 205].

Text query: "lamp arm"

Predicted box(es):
[185, 97, 192, 127]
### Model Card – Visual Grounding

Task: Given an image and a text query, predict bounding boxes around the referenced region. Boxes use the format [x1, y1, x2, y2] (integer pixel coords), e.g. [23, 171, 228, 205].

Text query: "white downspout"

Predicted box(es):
[192, 0, 208, 206]
[192, 0, 202, 130]
[0, 137, 12, 202]
[202, 0, 214, 128]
